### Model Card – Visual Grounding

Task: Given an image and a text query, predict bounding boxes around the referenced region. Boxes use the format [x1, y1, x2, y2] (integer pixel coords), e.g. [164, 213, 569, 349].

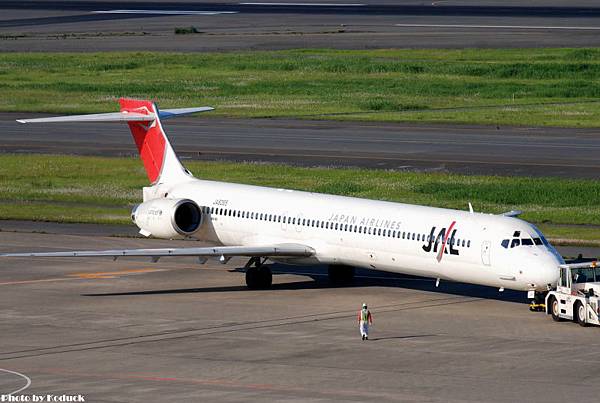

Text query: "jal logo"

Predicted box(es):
[422, 221, 459, 262]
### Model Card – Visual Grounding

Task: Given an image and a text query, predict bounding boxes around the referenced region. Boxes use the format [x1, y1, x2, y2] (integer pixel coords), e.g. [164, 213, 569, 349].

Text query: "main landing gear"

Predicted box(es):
[245, 257, 272, 290]
[529, 291, 547, 312]
[328, 264, 355, 285]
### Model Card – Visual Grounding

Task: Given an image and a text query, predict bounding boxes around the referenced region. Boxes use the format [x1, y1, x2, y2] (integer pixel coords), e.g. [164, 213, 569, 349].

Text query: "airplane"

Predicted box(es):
[1, 98, 564, 305]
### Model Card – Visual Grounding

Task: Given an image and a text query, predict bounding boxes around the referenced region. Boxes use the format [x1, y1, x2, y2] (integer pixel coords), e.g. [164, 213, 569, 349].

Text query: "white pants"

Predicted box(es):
[359, 321, 369, 337]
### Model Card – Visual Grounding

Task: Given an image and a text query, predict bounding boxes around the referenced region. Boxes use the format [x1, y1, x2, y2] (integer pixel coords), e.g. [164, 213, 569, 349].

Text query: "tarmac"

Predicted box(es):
[1, 223, 600, 402]
[2, 0, 600, 51]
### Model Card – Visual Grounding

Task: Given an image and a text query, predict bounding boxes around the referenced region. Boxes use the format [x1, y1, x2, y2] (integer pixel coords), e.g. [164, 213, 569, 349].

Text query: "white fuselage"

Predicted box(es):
[161, 178, 563, 292]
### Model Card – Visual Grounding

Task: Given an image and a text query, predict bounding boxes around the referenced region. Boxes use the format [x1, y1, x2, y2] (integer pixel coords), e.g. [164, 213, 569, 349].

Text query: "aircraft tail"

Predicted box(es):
[118, 98, 187, 184]
[17, 98, 214, 185]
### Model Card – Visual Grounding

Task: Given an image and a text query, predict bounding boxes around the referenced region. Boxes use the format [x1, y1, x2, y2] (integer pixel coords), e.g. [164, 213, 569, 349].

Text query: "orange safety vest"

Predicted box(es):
[358, 309, 372, 323]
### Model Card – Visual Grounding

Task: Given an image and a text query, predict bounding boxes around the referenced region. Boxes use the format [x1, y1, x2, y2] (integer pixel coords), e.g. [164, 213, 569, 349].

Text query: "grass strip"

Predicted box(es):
[2, 49, 600, 126]
[0, 154, 597, 243]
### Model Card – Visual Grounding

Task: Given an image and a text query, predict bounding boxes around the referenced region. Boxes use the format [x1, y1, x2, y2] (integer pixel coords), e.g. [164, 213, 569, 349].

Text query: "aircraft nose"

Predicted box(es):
[539, 263, 560, 288]
[524, 252, 560, 289]
[535, 254, 561, 288]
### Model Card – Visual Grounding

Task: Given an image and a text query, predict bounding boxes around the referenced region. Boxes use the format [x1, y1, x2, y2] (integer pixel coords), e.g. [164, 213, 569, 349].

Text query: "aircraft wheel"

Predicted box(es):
[575, 301, 588, 327]
[549, 296, 562, 322]
[246, 265, 272, 290]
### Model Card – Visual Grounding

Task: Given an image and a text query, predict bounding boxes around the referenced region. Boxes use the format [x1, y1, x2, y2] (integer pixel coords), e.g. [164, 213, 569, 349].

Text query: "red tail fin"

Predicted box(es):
[119, 99, 166, 183]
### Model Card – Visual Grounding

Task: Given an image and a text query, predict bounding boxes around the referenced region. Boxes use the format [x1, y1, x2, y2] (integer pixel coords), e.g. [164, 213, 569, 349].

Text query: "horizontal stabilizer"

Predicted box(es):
[501, 210, 523, 217]
[16, 107, 213, 124]
[159, 107, 214, 120]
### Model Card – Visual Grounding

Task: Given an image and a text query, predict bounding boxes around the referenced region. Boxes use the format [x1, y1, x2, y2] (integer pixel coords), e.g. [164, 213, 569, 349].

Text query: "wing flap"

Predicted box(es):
[1, 244, 315, 259]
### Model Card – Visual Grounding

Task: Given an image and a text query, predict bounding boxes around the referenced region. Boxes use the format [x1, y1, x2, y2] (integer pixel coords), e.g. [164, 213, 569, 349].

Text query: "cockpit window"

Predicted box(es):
[533, 237, 543, 245]
[521, 238, 534, 246]
[501, 239, 509, 249]
[510, 239, 520, 248]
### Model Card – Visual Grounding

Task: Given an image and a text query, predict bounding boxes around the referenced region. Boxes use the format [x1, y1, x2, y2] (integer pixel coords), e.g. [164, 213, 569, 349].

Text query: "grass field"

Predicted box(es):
[1, 49, 600, 126]
[0, 154, 598, 244]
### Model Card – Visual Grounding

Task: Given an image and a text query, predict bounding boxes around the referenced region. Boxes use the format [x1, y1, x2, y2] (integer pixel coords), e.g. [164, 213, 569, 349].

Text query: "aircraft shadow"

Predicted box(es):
[83, 263, 526, 304]
[370, 334, 437, 341]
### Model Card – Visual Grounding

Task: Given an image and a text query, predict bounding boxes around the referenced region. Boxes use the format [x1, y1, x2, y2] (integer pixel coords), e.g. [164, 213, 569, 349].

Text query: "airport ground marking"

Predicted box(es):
[0, 368, 31, 396]
[240, 2, 365, 6]
[394, 23, 600, 31]
[92, 10, 238, 15]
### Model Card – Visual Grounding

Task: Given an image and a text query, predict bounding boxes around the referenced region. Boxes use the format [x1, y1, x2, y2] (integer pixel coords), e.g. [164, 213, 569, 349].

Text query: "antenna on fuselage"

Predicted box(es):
[468, 202, 474, 214]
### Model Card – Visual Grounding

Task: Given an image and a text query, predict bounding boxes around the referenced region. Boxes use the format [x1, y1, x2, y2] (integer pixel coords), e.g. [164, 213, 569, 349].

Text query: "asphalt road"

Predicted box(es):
[3, 113, 599, 178]
[0, 227, 599, 402]
[2, 0, 600, 51]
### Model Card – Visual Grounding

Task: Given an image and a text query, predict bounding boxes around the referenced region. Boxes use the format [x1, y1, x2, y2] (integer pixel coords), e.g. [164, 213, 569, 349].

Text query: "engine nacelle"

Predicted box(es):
[132, 198, 203, 239]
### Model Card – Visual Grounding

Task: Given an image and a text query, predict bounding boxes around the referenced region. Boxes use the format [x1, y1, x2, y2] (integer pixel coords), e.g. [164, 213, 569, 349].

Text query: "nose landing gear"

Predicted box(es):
[245, 257, 272, 289]
[529, 291, 547, 312]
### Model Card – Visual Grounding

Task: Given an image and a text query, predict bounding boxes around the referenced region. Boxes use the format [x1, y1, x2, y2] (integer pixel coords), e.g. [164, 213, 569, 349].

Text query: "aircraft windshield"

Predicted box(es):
[501, 235, 544, 249]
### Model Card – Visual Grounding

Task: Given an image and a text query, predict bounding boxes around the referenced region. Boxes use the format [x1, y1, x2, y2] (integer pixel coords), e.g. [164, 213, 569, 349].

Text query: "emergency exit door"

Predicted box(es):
[481, 240, 491, 266]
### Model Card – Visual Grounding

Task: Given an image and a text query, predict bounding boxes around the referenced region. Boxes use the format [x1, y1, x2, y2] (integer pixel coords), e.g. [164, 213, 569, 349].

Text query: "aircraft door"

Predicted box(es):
[481, 240, 491, 266]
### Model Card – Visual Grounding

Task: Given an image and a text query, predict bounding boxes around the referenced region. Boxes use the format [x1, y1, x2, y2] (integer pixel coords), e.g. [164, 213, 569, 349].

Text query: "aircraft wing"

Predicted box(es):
[0, 244, 315, 260]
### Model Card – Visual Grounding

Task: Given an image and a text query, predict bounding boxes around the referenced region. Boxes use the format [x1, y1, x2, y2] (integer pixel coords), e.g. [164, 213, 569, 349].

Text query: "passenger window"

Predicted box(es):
[501, 239, 509, 249]
[467, 240, 471, 248]
[412, 233, 415, 240]
[368, 228, 372, 235]
[402, 232, 406, 239]
[417, 234, 420, 241]
[392, 230, 396, 238]
[522, 238, 534, 246]
[510, 239, 520, 248]
[461, 239, 465, 247]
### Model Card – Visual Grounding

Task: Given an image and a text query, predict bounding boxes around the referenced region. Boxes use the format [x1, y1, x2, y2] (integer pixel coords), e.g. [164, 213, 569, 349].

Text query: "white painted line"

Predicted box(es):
[92, 10, 238, 15]
[0, 368, 32, 396]
[241, 2, 365, 6]
[394, 23, 600, 31]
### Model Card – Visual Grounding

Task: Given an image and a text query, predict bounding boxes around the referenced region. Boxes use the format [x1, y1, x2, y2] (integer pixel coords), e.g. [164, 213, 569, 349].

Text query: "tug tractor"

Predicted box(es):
[545, 261, 600, 327]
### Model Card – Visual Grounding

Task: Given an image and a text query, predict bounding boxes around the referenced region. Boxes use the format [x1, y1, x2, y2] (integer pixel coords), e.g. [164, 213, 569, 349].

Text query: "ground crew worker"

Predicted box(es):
[357, 303, 373, 340]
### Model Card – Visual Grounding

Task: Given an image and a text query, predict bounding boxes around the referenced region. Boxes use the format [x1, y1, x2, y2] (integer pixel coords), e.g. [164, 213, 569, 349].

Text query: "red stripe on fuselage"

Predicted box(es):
[119, 99, 166, 183]
[437, 220, 456, 262]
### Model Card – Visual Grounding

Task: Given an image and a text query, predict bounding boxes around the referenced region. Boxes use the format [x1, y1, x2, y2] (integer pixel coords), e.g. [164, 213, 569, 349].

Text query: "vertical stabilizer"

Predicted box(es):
[119, 98, 191, 185]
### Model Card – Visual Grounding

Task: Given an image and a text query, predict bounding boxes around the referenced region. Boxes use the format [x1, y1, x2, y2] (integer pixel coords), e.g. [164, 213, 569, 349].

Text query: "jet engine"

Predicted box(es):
[131, 198, 203, 239]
